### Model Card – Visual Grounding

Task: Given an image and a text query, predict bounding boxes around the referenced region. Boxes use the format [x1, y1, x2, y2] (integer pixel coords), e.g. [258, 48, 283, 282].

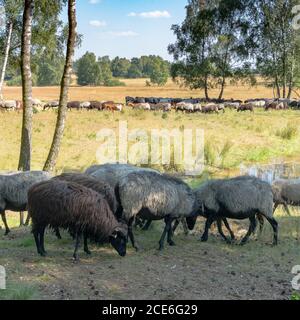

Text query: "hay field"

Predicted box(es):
[3, 78, 300, 102]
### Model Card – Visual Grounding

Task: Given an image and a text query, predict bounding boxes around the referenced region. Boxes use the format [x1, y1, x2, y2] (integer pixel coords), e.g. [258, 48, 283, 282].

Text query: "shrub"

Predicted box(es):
[276, 124, 298, 140]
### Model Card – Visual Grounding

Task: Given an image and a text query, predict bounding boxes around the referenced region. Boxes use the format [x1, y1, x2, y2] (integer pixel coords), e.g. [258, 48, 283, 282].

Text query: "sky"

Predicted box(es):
[70, 0, 188, 61]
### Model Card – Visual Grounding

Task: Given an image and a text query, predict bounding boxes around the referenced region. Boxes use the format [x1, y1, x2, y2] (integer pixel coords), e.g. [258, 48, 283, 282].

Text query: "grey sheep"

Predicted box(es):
[116, 171, 197, 250]
[28, 179, 128, 260]
[86, 163, 159, 217]
[272, 179, 300, 216]
[188, 176, 278, 245]
[0, 171, 51, 235]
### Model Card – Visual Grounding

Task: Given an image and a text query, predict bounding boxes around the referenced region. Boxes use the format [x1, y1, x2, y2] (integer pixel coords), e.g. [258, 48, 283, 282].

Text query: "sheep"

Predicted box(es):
[43, 101, 59, 110]
[116, 171, 197, 251]
[188, 176, 278, 245]
[272, 179, 300, 216]
[0, 171, 51, 235]
[237, 104, 254, 112]
[52, 173, 117, 214]
[28, 179, 128, 260]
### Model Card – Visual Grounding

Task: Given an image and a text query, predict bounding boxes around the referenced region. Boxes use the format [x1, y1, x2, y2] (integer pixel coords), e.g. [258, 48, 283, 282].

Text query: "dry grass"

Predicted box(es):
[3, 78, 300, 102]
[1, 107, 300, 175]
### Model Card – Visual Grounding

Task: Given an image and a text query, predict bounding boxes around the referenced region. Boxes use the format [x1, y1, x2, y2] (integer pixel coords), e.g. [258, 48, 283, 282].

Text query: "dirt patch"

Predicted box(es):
[1, 217, 299, 300]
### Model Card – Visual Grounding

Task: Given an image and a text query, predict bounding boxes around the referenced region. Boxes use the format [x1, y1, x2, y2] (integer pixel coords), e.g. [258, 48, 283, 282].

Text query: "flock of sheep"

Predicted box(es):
[1, 163, 299, 261]
[1, 96, 300, 113]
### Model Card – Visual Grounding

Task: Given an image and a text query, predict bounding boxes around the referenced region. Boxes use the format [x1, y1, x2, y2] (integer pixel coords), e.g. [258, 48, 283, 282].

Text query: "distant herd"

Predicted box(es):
[1, 164, 299, 261]
[1, 96, 300, 113]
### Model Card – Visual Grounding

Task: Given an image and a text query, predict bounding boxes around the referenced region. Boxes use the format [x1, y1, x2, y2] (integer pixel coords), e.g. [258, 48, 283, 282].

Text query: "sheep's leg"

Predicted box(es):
[283, 204, 291, 216]
[54, 227, 62, 240]
[217, 219, 231, 243]
[265, 217, 278, 245]
[172, 219, 180, 233]
[200, 217, 214, 242]
[73, 232, 82, 261]
[39, 226, 47, 256]
[20, 211, 24, 227]
[222, 218, 235, 241]
[167, 218, 176, 246]
[142, 219, 152, 231]
[24, 212, 31, 226]
[159, 216, 172, 250]
[256, 214, 265, 235]
[240, 216, 257, 245]
[83, 233, 91, 255]
[33, 228, 42, 255]
[181, 218, 189, 235]
[128, 217, 139, 251]
[1, 211, 10, 235]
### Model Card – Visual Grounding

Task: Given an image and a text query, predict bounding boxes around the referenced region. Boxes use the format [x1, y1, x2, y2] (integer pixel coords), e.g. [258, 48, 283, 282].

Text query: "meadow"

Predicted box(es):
[1, 80, 300, 300]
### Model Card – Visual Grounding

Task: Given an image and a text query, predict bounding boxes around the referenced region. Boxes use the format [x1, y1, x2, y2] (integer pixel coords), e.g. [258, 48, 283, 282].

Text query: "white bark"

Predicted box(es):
[0, 21, 13, 100]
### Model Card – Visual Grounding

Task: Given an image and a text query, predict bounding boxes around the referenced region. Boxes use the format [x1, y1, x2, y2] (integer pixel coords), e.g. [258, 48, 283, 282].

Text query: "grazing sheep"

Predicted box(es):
[188, 176, 277, 245]
[89, 101, 103, 111]
[52, 173, 117, 214]
[224, 102, 240, 109]
[116, 171, 197, 250]
[237, 104, 254, 112]
[43, 101, 59, 110]
[80, 101, 91, 109]
[28, 180, 128, 260]
[202, 104, 219, 114]
[194, 103, 202, 112]
[272, 179, 300, 216]
[129, 103, 151, 111]
[0, 171, 51, 235]
[85, 163, 158, 186]
[67, 101, 81, 110]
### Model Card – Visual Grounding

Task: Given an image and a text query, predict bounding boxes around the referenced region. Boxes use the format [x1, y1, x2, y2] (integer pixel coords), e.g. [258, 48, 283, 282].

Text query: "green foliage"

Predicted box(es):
[150, 59, 169, 86]
[77, 52, 101, 86]
[36, 57, 64, 86]
[104, 78, 126, 87]
[7, 73, 37, 86]
[291, 293, 300, 300]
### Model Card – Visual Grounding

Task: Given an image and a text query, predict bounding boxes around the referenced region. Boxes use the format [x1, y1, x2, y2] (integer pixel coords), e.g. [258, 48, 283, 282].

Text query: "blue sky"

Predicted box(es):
[70, 0, 187, 60]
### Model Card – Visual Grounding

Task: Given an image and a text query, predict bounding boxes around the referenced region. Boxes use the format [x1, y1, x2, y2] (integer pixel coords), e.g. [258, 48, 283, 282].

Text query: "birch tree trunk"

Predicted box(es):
[43, 0, 77, 172]
[18, 0, 34, 171]
[0, 21, 13, 100]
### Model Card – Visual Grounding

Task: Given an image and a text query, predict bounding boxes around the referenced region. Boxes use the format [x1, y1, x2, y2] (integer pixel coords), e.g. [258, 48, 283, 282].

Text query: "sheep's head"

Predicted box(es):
[109, 224, 128, 257]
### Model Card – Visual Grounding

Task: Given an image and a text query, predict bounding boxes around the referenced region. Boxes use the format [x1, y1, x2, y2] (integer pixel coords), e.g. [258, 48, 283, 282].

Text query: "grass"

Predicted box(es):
[0, 282, 38, 300]
[276, 123, 298, 140]
[1, 108, 300, 175]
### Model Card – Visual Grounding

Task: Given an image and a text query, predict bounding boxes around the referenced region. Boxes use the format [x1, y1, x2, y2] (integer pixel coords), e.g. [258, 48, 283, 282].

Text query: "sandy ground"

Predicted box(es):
[1, 216, 299, 300]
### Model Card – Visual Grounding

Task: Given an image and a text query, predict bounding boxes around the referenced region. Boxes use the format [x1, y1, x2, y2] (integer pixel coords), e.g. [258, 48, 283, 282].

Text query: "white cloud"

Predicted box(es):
[89, 0, 101, 4]
[89, 20, 107, 27]
[128, 10, 171, 19]
[108, 31, 139, 37]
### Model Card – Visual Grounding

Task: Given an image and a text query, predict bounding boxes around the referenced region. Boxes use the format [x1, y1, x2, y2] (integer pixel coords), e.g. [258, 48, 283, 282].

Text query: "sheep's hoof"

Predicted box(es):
[72, 255, 80, 262]
[85, 250, 91, 255]
[200, 237, 208, 242]
[4, 230, 10, 236]
[158, 244, 164, 251]
[168, 240, 176, 246]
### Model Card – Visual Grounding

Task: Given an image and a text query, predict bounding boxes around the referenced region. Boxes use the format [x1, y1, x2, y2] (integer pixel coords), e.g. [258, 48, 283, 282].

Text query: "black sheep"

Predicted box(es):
[28, 180, 128, 260]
